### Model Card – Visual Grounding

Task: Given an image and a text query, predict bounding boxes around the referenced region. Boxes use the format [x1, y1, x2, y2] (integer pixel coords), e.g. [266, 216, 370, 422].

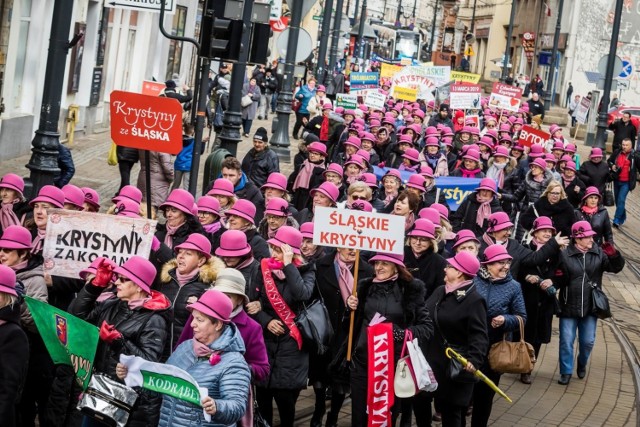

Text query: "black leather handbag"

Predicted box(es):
[604, 182, 615, 207]
[591, 282, 612, 319]
[295, 289, 334, 355]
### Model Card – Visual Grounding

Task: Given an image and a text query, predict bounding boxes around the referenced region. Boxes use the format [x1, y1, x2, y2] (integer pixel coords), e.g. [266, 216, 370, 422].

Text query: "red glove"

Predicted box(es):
[92, 260, 115, 288]
[99, 321, 122, 344]
[377, 162, 386, 168]
[602, 242, 617, 257]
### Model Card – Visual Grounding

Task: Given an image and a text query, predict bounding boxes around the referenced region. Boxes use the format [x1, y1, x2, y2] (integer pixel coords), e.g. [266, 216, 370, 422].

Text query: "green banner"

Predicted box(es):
[141, 370, 201, 406]
[24, 296, 99, 389]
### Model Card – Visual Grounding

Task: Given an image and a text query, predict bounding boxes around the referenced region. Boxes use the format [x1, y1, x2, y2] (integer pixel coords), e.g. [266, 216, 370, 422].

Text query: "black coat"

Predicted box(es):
[246, 228, 271, 261]
[0, 304, 29, 427]
[235, 178, 265, 219]
[241, 148, 280, 188]
[574, 206, 613, 246]
[577, 160, 610, 195]
[424, 186, 448, 209]
[152, 217, 205, 270]
[608, 149, 640, 191]
[404, 247, 447, 300]
[116, 145, 139, 163]
[556, 245, 625, 318]
[69, 286, 171, 427]
[54, 143, 75, 188]
[562, 175, 586, 208]
[480, 237, 561, 282]
[450, 192, 503, 237]
[608, 119, 637, 150]
[425, 284, 488, 407]
[520, 197, 575, 237]
[287, 161, 326, 211]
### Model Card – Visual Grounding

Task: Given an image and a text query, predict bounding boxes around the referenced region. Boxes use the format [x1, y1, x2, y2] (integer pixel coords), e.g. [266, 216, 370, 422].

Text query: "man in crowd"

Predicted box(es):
[241, 127, 280, 188]
[608, 138, 640, 227]
[609, 112, 637, 152]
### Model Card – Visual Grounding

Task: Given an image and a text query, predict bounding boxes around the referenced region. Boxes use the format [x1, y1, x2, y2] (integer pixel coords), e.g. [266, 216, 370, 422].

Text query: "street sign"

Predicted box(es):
[106, 0, 176, 14]
[276, 28, 313, 63]
[584, 71, 602, 84]
[597, 55, 623, 79]
[619, 59, 633, 79]
[618, 80, 630, 90]
[464, 46, 475, 56]
[312, 15, 321, 20]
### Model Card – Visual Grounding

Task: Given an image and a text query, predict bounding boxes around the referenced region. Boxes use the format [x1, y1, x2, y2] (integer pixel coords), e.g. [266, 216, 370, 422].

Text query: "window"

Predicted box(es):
[13, 0, 32, 109]
[166, 6, 187, 81]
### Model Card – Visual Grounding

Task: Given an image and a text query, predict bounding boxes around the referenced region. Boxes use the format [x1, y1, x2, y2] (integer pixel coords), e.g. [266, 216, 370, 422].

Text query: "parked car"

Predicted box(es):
[607, 105, 640, 130]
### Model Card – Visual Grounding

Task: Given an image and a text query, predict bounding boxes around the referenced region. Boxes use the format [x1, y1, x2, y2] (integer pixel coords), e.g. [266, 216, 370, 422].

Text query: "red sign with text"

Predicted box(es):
[518, 125, 550, 148]
[110, 90, 183, 154]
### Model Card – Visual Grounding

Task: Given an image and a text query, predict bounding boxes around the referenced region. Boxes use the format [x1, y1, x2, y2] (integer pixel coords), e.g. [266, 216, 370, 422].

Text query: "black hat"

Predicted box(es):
[165, 80, 177, 89]
[253, 127, 268, 143]
[439, 103, 450, 113]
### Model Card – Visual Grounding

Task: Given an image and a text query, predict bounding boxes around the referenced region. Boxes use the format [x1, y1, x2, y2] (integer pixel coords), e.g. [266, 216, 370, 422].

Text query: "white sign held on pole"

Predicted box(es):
[105, 0, 177, 14]
[312, 207, 405, 254]
[364, 91, 386, 111]
[574, 96, 591, 125]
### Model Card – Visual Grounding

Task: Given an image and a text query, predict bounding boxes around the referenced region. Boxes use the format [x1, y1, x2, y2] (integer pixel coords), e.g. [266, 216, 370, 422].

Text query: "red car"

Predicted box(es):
[607, 105, 640, 130]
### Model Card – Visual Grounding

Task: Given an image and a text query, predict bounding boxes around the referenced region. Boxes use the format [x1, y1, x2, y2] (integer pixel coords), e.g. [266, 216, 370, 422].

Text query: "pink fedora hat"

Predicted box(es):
[300, 222, 314, 240]
[431, 203, 449, 220]
[582, 186, 601, 201]
[420, 166, 434, 180]
[188, 289, 233, 323]
[0, 173, 25, 195]
[261, 172, 288, 192]
[477, 178, 498, 194]
[215, 230, 251, 257]
[323, 163, 344, 179]
[113, 199, 140, 218]
[62, 185, 85, 209]
[425, 136, 440, 147]
[197, 196, 221, 217]
[406, 174, 426, 192]
[267, 225, 303, 254]
[310, 182, 339, 204]
[528, 144, 545, 158]
[448, 251, 480, 277]
[208, 178, 235, 198]
[369, 252, 405, 268]
[30, 185, 64, 208]
[224, 199, 256, 225]
[344, 154, 365, 168]
[589, 148, 604, 159]
[452, 229, 480, 249]
[113, 255, 157, 294]
[487, 211, 513, 233]
[564, 161, 577, 172]
[462, 149, 480, 162]
[530, 158, 547, 170]
[0, 264, 18, 297]
[0, 225, 32, 250]
[265, 197, 290, 217]
[175, 233, 212, 259]
[402, 148, 420, 163]
[349, 200, 373, 212]
[359, 173, 378, 188]
[82, 187, 101, 209]
[307, 142, 328, 157]
[383, 169, 402, 182]
[572, 221, 596, 238]
[481, 244, 513, 264]
[532, 216, 556, 233]
[418, 207, 442, 229]
[79, 257, 118, 281]
[493, 146, 510, 158]
[408, 219, 436, 239]
[113, 185, 143, 204]
[160, 189, 196, 216]
[344, 136, 362, 149]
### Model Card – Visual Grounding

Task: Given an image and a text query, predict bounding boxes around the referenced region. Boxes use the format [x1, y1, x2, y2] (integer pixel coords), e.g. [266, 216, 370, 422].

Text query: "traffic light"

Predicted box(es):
[248, 23, 272, 65]
[210, 17, 242, 61]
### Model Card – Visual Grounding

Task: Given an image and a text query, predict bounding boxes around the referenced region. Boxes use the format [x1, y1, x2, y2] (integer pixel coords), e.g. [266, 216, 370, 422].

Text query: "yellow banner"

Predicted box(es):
[380, 63, 404, 79]
[451, 71, 481, 84]
[393, 86, 418, 102]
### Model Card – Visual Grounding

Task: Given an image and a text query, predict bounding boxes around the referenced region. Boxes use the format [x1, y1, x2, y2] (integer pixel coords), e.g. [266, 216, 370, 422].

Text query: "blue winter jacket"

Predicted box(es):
[158, 323, 251, 427]
[295, 85, 315, 114]
[174, 136, 194, 171]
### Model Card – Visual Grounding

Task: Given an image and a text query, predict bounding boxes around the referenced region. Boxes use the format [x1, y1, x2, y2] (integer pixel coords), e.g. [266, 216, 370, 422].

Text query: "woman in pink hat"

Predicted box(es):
[196, 195, 224, 245]
[520, 180, 575, 237]
[451, 149, 485, 178]
[299, 222, 324, 262]
[405, 219, 447, 299]
[419, 137, 449, 177]
[377, 169, 402, 209]
[81, 186, 101, 213]
[471, 244, 526, 426]
[574, 186, 613, 246]
[25, 185, 64, 256]
[555, 222, 625, 385]
[251, 226, 315, 427]
[450, 178, 503, 237]
[0, 173, 28, 234]
[501, 157, 554, 214]
[294, 181, 339, 225]
[214, 230, 260, 294]
[393, 190, 420, 231]
[288, 141, 327, 211]
[451, 229, 481, 256]
[485, 146, 518, 192]
[359, 133, 381, 167]
[343, 154, 366, 184]
[559, 160, 586, 208]
[207, 178, 238, 218]
[70, 256, 172, 426]
[322, 163, 346, 202]
[258, 197, 300, 241]
[0, 264, 29, 426]
[157, 233, 225, 354]
[224, 199, 271, 261]
[577, 147, 609, 195]
[346, 252, 432, 426]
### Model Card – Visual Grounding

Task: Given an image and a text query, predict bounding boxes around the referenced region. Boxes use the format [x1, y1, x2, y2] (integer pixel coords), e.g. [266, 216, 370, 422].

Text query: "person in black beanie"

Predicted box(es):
[241, 127, 280, 187]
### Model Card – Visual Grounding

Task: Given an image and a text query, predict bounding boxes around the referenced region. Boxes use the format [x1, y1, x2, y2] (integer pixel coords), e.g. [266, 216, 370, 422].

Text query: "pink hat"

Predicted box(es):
[402, 148, 420, 163]
[398, 134, 414, 146]
[425, 136, 440, 147]
[564, 143, 577, 154]
[344, 109, 356, 117]
[310, 182, 339, 204]
[113, 198, 141, 218]
[0, 173, 24, 196]
[418, 207, 442, 229]
[463, 149, 480, 162]
[452, 229, 480, 249]
[79, 257, 117, 281]
[300, 222, 314, 239]
[530, 158, 547, 170]
[487, 211, 513, 232]
[425, 126, 438, 136]
[322, 102, 333, 111]
[544, 153, 557, 164]
[267, 226, 303, 254]
[30, 185, 64, 208]
[113, 255, 157, 294]
[362, 132, 376, 142]
[469, 126, 480, 136]
[481, 244, 513, 264]
[197, 196, 221, 217]
[498, 135, 513, 144]
[113, 185, 143, 204]
[477, 178, 498, 194]
[225, 199, 256, 225]
[160, 189, 196, 217]
[383, 169, 402, 182]
[514, 118, 524, 125]
[447, 251, 480, 277]
[409, 124, 422, 135]
[582, 186, 602, 201]
[529, 145, 545, 158]
[0, 225, 32, 250]
[61, 184, 85, 209]
[359, 173, 378, 188]
[344, 136, 362, 149]
[335, 107, 344, 115]
[0, 264, 17, 297]
[369, 252, 405, 268]
[560, 154, 573, 163]
[511, 144, 525, 152]
[208, 178, 235, 198]
[408, 219, 436, 239]
[442, 137, 453, 147]
[308, 142, 328, 157]
[427, 100, 435, 108]
[175, 233, 212, 259]
[406, 174, 426, 192]
[572, 220, 596, 238]
[215, 230, 251, 257]
[493, 146, 510, 158]
[564, 161, 577, 172]
[532, 216, 556, 233]
[356, 149, 371, 164]
[420, 166, 435, 180]
[82, 187, 101, 209]
[412, 109, 425, 119]
[478, 136, 494, 149]
[323, 163, 344, 179]
[261, 172, 288, 192]
[349, 200, 373, 212]
[264, 197, 290, 217]
[187, 289, 233, 323]
[589, 148, 603, 159]
[552, 141, 565, 151]
[549, 124, 561, 135]
[499, 124, 511, 132]
[317, 85, 326, 92]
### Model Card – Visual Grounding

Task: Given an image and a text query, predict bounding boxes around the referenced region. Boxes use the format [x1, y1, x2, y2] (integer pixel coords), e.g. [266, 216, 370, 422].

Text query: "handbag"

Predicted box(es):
[394, 330, 438, 398]
[488, 316, 536, 374]
[241, 94, 254, 108]
[107, 142, 118, 166]
[591, 282, 612, 319]
[78, 373, 139, 427]
[295, 288, 334, 355]
[604, 182, 615, 207]
[252, 387, 270, 427]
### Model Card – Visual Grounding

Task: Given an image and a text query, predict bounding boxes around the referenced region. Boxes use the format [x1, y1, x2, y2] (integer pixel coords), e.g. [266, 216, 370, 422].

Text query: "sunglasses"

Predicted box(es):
[116, 275, 130, 283]
[351, 195, 368, 201]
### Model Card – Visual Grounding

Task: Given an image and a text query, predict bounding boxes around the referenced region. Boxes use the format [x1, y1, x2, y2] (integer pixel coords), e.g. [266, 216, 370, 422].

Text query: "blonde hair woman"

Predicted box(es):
[521, 180, 575, 237]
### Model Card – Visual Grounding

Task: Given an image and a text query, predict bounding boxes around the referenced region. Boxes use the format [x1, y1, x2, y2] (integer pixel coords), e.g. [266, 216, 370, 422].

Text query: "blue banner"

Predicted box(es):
[373, 166, 482, 212]
[350, 72, 380, 90]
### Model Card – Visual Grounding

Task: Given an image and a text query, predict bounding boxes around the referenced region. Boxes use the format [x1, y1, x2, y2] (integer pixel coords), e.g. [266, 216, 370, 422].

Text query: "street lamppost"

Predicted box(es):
[427, 0, 439, 61]
[501, 0, 517, 82]
[316, 0, 335, 81]
[543, 0, 563, 111]
[326, 0, 346, 86]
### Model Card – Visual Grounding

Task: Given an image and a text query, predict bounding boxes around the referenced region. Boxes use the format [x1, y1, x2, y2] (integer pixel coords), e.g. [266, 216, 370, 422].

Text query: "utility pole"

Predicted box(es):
[501, 0, 517, 82]
[317, 0, 335, 81]
[543, 0, 563, 111]
[357, 0, 367, 57]
[326, 0, 346, 86]
[595, 0, 624, 149]
[395, 0, 403, 26]
[427, 0, 439, 61]
[354, 0, 361, 24]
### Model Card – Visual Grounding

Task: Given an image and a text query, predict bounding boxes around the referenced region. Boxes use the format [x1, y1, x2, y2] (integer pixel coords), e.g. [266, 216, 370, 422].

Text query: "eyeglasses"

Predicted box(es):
[411, 237, 431, 243]
[351, 195, 368, 201]
[497, 260, 512, 267]
[266, 215, 285, 221]
[549, 192, 561, 196]
[116, 275, 130, 283]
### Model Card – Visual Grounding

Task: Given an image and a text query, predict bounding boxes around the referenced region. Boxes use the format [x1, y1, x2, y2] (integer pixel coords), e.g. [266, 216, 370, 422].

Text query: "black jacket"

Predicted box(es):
[54, 143, 75, 188]
[69, 286, 171, 427]
[608, 119, 637, 150]
[577, 160, 611, 195]
[241, 148, 280, 188]
[527, 99, 545, 119]
[163, 88, 193, 104]
[502, 169, 553, 206]
[0, 304, 29, 427]
[574, 206, 614, 246]
[556, 245, 625, 318]
[245, 228, 271, 261]
[404, 246, 447, 300]
[235, 178, 265, 219]
[562, 175, 586, 208]
[152, 217, 205, 270]
[480, 237, 561, 283]
[520, 197, 575, 237]
[450, 192, 503, 237]
[116, 145, 139, 163]
[608, 149, 640, 191]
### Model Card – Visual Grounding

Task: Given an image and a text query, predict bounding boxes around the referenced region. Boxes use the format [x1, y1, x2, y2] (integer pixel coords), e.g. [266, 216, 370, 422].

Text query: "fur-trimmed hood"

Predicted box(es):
[487, 156, 518, 175]
[160, 255, 225, 284]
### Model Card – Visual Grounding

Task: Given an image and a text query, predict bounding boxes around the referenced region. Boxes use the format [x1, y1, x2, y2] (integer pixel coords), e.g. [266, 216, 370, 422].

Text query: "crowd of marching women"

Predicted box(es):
[0, 91, 635, 427]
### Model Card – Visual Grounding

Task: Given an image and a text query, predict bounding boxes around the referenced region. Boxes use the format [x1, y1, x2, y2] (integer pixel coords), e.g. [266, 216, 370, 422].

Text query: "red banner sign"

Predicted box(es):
[367, 322, 394, 427]
[110, 90, 183, 154]
[518, 125, 550, 148]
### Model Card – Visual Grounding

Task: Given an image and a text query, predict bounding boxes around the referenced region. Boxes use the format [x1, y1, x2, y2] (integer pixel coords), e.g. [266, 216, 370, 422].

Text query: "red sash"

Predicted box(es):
[261, 259, 303, 350]
[367, 322, 394, 427]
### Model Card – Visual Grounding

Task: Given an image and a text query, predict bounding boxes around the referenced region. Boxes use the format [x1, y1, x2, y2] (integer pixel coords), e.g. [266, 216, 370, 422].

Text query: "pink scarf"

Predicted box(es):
[203, 222, 222, 234]
[265, 258, 286, 280]
[462, 168, 481, 178]
[176, 268, 200, 286]
[476, 198, 493, 228]
[267, 226, 278, 239]
[404, 212, 416, 231]
[31, 228, 47, 254]
[399, 163, 419, 172]
[335, 253, 354, 304]
[0, 202, 20, 231]
[346, 173, 363, 185]
[581, 205, 598, 215]
[445, 279, 474, 294]
[532, 237, 546, 249]
[383, 192, 397, 207]
[373, 273, 399, 283]
[128, 296, 151, 310]
[236, 256, 255, 270]
[164, 223, 184, 248]
[482, 233, 495, 247]
[293, 160, 322, 191]
[9, 259, 29, 272]
[193, 338, 213, 357]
